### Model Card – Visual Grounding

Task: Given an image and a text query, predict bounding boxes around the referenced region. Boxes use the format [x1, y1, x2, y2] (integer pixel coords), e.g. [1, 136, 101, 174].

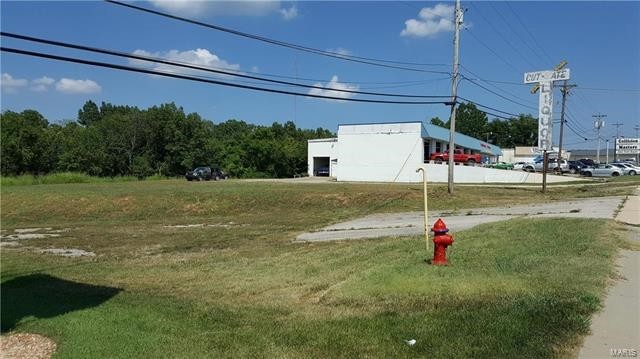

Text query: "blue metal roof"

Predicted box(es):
[421, 123, 502, 156]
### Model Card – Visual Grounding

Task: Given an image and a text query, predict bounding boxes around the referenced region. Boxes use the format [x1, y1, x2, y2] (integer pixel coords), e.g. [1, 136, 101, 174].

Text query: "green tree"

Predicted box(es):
[430, 117, 447, 127]
[454, 103, 489, 140]
[0, 110, 51, 175]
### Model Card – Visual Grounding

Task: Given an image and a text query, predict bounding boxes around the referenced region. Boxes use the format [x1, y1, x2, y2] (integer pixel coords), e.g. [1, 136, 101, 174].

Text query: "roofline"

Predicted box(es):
[307, 138, 338, 143]
[337, 121, 422, 128]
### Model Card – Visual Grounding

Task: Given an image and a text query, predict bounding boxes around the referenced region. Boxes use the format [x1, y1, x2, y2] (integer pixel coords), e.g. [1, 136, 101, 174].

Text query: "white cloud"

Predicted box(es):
[401, 3, 454, 38]
[149, 0, 280, 18]
[279, 5, 298, 20]
[1, 73, 28, 93]
[327, 47, 352, 57]
[250, 66, 260, 73]
[31, 76, 55, 92]
[130, 48, 240, 77]
[308, 75, 358, 101]
[55, 78, 102, 94]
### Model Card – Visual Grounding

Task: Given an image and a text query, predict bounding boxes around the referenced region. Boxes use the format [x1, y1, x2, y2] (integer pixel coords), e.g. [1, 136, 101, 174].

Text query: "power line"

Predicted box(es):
[457, 97, 521, 118]
[573, 87, 640, 93]
[468, 2, 537, 70]
[459, 64, 537, 106]
[504, 2, 555, 66]
[486, 2, 548, 69]
[460, 74, 538, 111]
[105, 0, 451, 75]
[463, 27, 522, 74]
[1, 32, 451, 99]
[1, 46, 453, 105]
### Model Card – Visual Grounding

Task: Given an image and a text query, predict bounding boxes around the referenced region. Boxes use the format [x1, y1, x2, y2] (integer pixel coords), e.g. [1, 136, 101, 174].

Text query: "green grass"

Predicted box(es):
[0, 172, 148, 186]
[1, 179, 635, 358]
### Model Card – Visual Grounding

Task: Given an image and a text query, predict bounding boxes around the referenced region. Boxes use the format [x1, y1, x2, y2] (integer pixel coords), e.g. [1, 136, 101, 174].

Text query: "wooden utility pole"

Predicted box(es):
[557, 81, 576, 161]
[447, 0, 462, 194]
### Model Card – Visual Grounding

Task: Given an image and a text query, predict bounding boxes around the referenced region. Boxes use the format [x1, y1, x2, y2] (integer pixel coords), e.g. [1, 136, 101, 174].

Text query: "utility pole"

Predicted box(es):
[447, 0, 463, 194]
[557, 81, 576, 161]
[635, 125, 640, 163]
[611, 122, 623, 162]
[593, 114, 606, 163]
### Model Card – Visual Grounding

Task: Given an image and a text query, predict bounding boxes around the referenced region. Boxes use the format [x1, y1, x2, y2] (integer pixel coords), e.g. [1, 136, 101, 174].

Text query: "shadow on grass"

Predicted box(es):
[1, 274, 122, 332]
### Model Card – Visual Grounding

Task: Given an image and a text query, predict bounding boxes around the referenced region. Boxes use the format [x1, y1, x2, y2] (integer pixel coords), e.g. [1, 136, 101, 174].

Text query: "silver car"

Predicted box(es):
[581, 164, 623, 177]
[611, 162, 639, 176]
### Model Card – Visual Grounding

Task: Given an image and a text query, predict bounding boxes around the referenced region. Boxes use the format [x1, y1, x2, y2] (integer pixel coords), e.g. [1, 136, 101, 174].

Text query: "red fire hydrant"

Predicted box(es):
[431, 218, 454, 265]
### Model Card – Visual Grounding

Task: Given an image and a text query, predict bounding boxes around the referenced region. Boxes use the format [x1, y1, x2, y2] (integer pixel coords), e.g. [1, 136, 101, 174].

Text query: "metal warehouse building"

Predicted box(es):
[307, 121, 503, 182]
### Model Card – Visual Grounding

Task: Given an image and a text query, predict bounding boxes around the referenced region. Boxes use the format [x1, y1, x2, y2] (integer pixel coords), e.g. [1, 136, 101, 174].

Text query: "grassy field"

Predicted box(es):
[1, 179, 638, 358]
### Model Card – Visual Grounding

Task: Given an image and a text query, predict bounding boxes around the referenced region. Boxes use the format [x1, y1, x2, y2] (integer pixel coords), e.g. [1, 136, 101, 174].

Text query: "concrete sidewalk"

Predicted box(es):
[615, 186, 640, 226]
[296, 196, 624, 242]
[580, 187, 639, 358]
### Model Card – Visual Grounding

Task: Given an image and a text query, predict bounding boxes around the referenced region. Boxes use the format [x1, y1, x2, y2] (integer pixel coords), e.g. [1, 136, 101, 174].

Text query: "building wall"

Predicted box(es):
[307, 138, 337, 177]
[420, 163, 585, 183]
[336, 123, 424, 182]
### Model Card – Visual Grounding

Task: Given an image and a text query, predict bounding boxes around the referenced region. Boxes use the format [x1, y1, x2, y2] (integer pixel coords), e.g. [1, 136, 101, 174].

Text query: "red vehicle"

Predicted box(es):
[430, 149, 482, 165]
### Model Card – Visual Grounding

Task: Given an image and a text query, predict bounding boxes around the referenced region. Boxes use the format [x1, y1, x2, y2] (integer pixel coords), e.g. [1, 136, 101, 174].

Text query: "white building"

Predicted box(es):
[307, 121, 583, 184]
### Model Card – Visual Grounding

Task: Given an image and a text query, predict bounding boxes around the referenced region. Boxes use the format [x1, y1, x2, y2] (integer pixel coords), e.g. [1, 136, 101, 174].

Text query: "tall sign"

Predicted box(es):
[616, 138, 640, 155]
[524, 69, 570, 151]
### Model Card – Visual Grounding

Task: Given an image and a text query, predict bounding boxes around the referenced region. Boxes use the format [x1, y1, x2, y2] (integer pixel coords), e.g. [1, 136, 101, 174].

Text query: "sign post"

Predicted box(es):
[524, 68, 570, 193]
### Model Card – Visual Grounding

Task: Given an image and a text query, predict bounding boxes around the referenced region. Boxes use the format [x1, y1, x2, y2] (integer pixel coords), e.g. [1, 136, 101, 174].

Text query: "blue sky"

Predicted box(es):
[1, 1, 638, 150]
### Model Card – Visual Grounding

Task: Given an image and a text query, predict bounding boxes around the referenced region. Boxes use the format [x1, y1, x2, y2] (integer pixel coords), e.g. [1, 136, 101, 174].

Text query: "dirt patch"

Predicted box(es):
[0, 333, 57, 359]
[40, 248, 96, 257]
[164, 222, 244, 229]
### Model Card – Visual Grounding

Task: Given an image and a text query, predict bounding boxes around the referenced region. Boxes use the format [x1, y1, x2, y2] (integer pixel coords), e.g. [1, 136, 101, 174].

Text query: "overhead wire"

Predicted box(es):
[486, 2, 548, 69]
[459, 64, 537, 107]
[459, 74, 538, 111]
[0, 46, 453, 105]
[467, 2, 537, 70]
[504, 1, 555, 66]
[105, 0, 451, 75]
[1, 32, 452, 99]
[462, 26, 521, 74]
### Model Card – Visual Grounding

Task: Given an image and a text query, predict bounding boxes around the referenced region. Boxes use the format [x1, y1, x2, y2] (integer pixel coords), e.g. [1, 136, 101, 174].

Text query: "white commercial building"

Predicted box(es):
[308, 121, 583, 184]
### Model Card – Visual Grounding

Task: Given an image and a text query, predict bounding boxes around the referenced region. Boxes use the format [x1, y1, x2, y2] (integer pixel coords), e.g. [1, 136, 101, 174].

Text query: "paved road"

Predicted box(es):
[296, 196, 624, 242]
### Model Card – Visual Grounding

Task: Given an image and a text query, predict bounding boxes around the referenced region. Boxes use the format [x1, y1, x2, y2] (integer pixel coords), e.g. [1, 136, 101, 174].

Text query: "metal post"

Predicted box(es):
[606, 139, 609, 164]
[593, 114, 606, 163]
[447, 0, 462, 195]
[416, 167, 429, 255]
[542, 150, 548, 193]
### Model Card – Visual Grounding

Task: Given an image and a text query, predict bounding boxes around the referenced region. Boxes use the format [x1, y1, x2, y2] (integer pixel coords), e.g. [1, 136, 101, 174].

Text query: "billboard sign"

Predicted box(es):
[616, 138, 640, 155]
[524, 69, 571, 84]
[537, 82, 553, 151]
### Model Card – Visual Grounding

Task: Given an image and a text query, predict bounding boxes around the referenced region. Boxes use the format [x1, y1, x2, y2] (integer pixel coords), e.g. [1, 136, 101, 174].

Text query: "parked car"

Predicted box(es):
[185, 166, 228, 181]
[513, 162, 526, 170]
[581, 164, 623, 177]
[567, 160, 586, 175]
[488, 162, 514, 170]
[523, 159, 568, 173]
[611, 162, 639, 176]
[577, 158, 597, 167]
[314, 166, 330, 176]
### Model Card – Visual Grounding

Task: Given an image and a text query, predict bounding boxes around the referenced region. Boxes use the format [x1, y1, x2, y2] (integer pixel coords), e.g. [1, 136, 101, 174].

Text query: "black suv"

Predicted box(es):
[185, 166, 228, 181]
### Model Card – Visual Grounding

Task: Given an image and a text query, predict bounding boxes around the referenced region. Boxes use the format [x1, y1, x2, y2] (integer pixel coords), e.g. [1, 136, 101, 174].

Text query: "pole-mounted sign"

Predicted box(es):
[524, 68, 570, 151]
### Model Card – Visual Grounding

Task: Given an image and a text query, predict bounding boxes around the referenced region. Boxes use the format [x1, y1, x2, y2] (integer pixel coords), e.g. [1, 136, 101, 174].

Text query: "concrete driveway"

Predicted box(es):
[296, 196, 625, 242]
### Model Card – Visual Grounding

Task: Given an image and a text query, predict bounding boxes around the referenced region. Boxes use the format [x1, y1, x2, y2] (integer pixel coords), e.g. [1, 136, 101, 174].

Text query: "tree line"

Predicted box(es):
[430, 102, 538, 148]
[1, 101, 537, 178]
[0, 101, 334, 178]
